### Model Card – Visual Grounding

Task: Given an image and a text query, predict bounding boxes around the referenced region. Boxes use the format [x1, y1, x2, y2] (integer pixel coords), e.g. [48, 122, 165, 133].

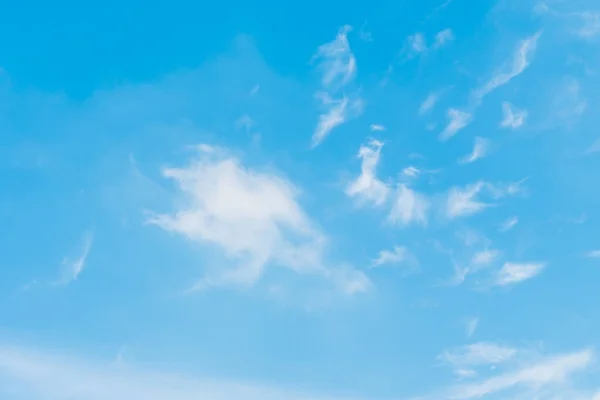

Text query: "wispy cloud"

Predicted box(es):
[419, 92, 439, 116]
[446, 182, 489, 218]
[311, 26, 361, 147]
[584, 250, 600, 258]
[494, 262, 546, 286]
[446, 349, 593, 399]
[433, 28, 455, 48]
[389, 184, 429, 226]
[346, 139, 390, 206]
[0, 342, 356, 400]
[586, 137, 600, 154]
[440, 109, 472, 141]
[369, 123, 385, 131]
[148, 144, 369, 294]
[439, 342, 517, 370]
[466, 318, 479, 339]
[499, 216, 519, 232]
[500, 102, 527, 129]
[473, 31, 542, 102]
[54, 231, 94, 286]
[312, 94, 362, 147]
[371, 246, 416, 269]
[459, 137, 490, 164]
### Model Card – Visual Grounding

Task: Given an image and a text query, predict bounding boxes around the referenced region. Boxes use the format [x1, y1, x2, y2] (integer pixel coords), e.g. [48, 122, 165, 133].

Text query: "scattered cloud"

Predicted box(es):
[402, 166, 420, 179]
[389, 184, 429, 226]
[312, 25, 356, 90]
[499, 216, 519, 232]
[148, 144, 369, 293]
[447, 182, 489, 218]
[0, 342, 356, 400]
[419, 92, 439, 116]
[369, 123, 385, 131]
[346, 139, 390, 207]
[471, 248, 501, 268]
[407, 32, 427, 56]
[494, 262, 546, 286]
[459, 137, 490, 164]
[439, 342, 517, 369]
[249, 84, 260, 96]
[584, 250, 600, 258]
[312, 93, 362, 148]
[473, 31, 542, 102]
[576, 11, 600, 38]
[311, 26, 362, 147]
[586, 137, 600, 154]
[446, 349, 593, 399]
[500, 102, 527, 129]
[466, 318, 479, 339]
[371, 246, 416, 269]
[433, 29, 455, 48]
[54, 231, 94, 286]
[440, 108, 472, 141]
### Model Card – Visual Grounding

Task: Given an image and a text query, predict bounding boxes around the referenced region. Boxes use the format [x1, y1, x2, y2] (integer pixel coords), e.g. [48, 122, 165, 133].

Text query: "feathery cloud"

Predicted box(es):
[499, 216, 519, 232]
[148, 144, 369, 293]
[494, 262, 546, 286]
[500, 102, 527, 129]
[346, 139, 390, 206]
[419, 92, 439, 116]
[447, 349, 593, 399]
[584, 250, 600, 258]
[473, 31, 542, 102]
[371, 246, 415, 269]
[586, 137, 600, 154]
[369, 124, 385, 131]
[440, 108, 472, 141]
[466, 318, 479, 339]
[311, 26, 361, 146]
[389, 184, 429, 226]
[433, 28, 455, 48]
[446, 182, 489, 218]
[439, 342, 517, 369]
[55, 231, 94, 286]
[0, 342, 356, 400]
[459, 137, 490, 164]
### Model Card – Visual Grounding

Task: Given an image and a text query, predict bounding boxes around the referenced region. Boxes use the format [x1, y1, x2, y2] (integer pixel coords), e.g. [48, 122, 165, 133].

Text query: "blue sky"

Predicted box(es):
[1, 0, 600, 398]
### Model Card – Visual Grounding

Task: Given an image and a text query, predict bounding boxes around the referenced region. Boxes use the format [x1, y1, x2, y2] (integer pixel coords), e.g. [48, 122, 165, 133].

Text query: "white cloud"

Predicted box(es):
[369, 124, 385, 131]
[389, 184, 429, 226]
[466, 318, 479, 339]
[371, 246, 415, 269]
[495, 262, 546, 286]
[447, 349, 593, 399]
[471, 249, 501, 267]
[408, 32, 427, 54]
[346, 139, 390, 206]
[500, 102, 527, 129]
[576, 11, 600, 38]
[148, 145, 369, 293]
[419, 92, 439, 115]
[249, 84, 260, 96]
[586, 137, 600, 154]
[0, 342, 355, 400]
[54, 231, 94, 286]
[311, 26, 362, 147]
[499, 216, 519, 232]
[459, 137, 490, 164]
[446, 182, 489, 218]
[402, 166, 420, 178]
[473, 31, 542, 102]
[312, 94, 361, 147]
[312, 25, 356, 89]
[439, 342, 517, 370]
[585, 250, 600, 258]
[433, 28, 455, 48]
[440, 108, 472, 141]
